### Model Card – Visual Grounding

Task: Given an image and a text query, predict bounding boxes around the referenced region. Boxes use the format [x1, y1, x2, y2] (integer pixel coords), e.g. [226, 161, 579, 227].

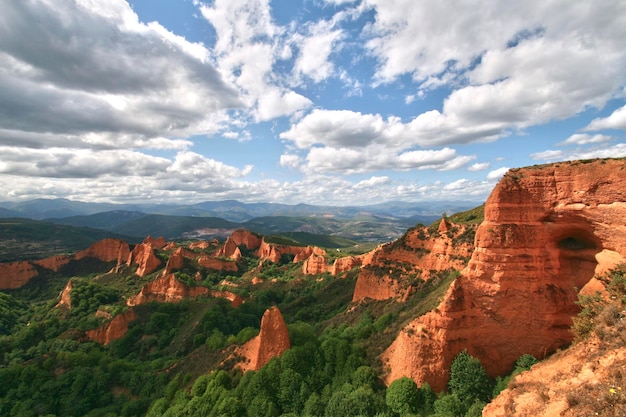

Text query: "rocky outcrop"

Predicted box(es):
[127, 273, 209, 305]
[236, 306, 291, 372]
[75, 238, 131, 263]
[0, 261, 39, 289]
[216, 230, 262, 259]
[302, 253, 328, 275]
[484, 332, 626, 416]
[57, 279, 73, 309]
[143, 236, 167, 249]
[197, 255, 238, 272]
[85, 309, 137, 345]
[0, 238, 132, 289]
[330, 255, 364, 275]
[353, 222, 476, 302]
[126, 242, 161, 277]
[163, 247, 195, 274]
[127, 273, 243, 307]
[255, 238, 321, 264]
[34, 255, 71, 272]
[381, 159, 626, 392]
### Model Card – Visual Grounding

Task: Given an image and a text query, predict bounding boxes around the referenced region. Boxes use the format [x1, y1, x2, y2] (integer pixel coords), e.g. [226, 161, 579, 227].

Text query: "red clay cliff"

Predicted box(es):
[382, 159, 626, 392]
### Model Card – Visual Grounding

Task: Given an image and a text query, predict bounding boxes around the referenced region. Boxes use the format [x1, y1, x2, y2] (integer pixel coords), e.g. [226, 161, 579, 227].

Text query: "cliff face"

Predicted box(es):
[352, 222, 476, 302]
[216, 230, 262, 259]
[236, 306, 291, 372]
[0, 261, 39, 289]
[197, 255, 238, 272]
[127, 273, 209, 305]
[255, 238, 323, 264]
[127, 272, 243, 307]
[75, 238, 130, 263]
[381, 159, 626, 392]
[85, 309, 137, 345]
[34, 255, 71, 272]
[0, 238, 131, 289]
[126, 242, 161, 277]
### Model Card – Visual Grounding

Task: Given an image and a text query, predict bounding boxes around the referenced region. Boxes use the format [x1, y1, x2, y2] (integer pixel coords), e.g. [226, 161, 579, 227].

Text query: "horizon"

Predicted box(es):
[1, 1, 625, 206]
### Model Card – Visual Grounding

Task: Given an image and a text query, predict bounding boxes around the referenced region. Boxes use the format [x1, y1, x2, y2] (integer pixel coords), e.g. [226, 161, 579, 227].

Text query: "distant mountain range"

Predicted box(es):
[0, 198, 478, 243]
[0, 198, 475, 222]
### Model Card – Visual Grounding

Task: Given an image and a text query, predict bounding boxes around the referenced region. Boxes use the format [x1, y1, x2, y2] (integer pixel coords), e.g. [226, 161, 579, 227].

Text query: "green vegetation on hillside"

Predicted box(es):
[0, 218, 133, 262]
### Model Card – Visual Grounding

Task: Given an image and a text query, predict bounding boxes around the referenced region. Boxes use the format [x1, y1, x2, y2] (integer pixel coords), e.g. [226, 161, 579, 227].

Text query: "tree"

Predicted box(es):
[385, 377, 421, 415]
[447, 350, 491, 410]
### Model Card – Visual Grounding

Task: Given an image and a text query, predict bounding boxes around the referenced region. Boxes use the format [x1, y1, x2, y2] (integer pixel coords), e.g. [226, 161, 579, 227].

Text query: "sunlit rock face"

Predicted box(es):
[85, 309, 137, 345]
[126, 241, 161, 277]
[236, 306, 291, 372]
[382, 159, 626, 392]
[216, 230, 262, 259]
[0, 261, 38, 289]
[352, 222, 476, 302]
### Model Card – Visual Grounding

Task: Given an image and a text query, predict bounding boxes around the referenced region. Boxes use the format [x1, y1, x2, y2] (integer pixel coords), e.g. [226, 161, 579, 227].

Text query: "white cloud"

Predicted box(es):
[557, 133, 614, 146]
[279, 154, 302, 169]
[468, 162, 490, 172]
[292, 19, 344, 83]
[199, 0, 312, 122]
[486, 167, 510, 181]
[0, 0, 240, 149]
[585, 105, 626, 131]
[359, 0, 626, 146]
[531, 144, 626, 162]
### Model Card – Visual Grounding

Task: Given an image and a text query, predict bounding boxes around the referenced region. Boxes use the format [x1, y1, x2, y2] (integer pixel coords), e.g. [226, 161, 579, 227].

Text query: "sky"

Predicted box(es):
[0, 0, 625, 206]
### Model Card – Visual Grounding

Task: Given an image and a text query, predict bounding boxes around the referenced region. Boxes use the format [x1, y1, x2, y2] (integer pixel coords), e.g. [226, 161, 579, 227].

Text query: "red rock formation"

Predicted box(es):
[127, 273, 243, 307]
[189, 241, 210, 250]
[255, 238, 325, 264]
[75, 238, 130, 263]
[216, 237, 242, 260]
[164, 241, 178, 251]
[352, 222, 475, 302]
[164, 247, 186, 274]
[34, 255, 71, 272]
[230, 230, 263, 250]
[143, 236, 167, 249]
[382, 159, 626, 392]
[127, 273, 209, 305]
[209, 290, 244, 308]
[0, 261, 38, 289]
[236, 306, 291, 372]
[197, 255, 238, 272]
[127, 242, 161, 277]
[85, 309, 137, 345]
[330, 255, 363, 275]
[216, 230, 262, 259]
[57, 279, 73, 309]
[302, 252, 328, 275]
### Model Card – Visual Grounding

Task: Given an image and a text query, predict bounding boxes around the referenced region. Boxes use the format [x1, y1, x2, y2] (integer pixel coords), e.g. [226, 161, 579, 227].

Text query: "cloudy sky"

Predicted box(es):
[1, 0, 625, 206]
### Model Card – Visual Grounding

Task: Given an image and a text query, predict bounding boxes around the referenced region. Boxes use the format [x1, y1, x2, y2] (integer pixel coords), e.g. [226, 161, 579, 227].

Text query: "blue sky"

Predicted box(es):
[0, 0, 625, 206]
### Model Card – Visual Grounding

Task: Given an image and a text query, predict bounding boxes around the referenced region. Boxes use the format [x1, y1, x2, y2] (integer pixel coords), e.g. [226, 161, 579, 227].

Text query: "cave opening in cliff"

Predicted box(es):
[558, 236, 597, 250]
[555, 226, 602, 290]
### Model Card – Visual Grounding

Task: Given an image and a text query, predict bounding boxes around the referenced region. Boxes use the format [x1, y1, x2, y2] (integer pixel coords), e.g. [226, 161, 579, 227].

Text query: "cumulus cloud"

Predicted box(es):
[0, 0, 241, 146]
[359, 0, 626, 146]
[468, 162, 491, 172]
[486, 167, 510, 181]
[292, 19, 344, 84]
[584, 105, 626, 131]
[199, 0, 312, 121]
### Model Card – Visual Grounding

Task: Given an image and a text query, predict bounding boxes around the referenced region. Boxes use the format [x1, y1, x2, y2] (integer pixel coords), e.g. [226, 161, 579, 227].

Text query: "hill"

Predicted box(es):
[0, 218, 136, 262]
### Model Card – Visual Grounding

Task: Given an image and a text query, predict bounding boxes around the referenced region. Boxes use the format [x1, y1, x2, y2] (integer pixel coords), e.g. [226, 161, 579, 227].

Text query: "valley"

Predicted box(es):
[0, 159, 625, 416]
